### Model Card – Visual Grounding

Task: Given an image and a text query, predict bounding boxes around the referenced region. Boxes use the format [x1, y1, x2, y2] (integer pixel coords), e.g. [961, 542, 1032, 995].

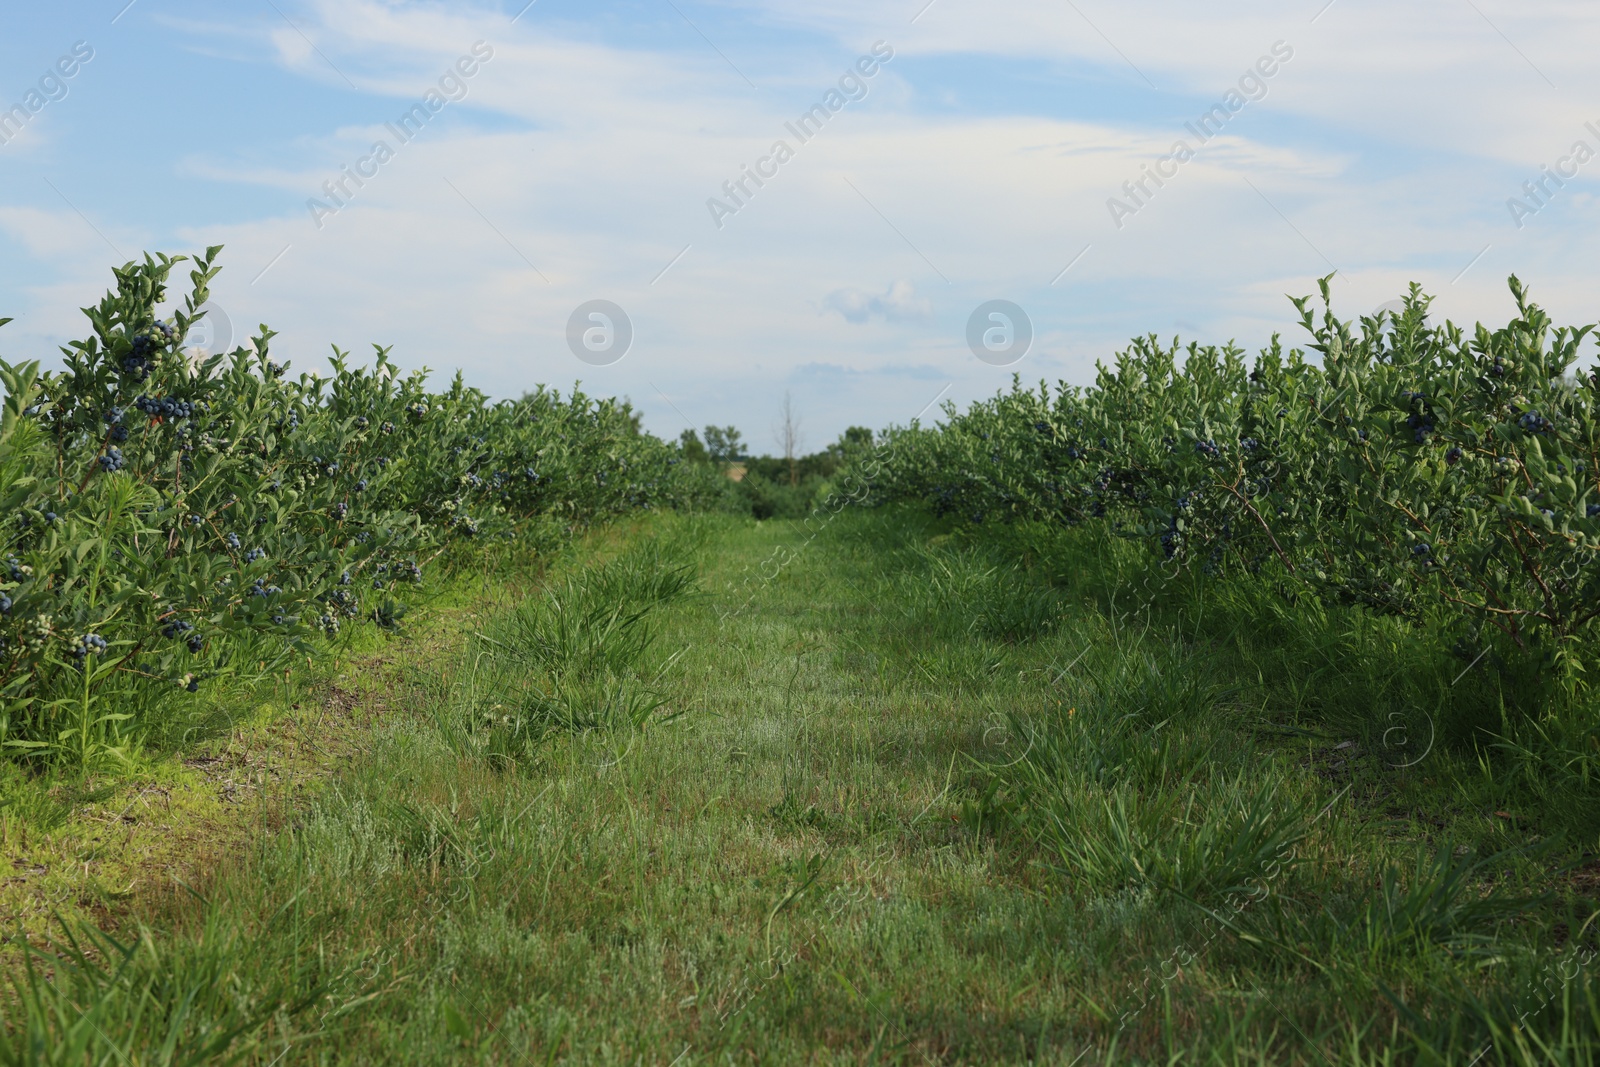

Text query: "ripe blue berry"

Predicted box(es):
[1518, 411, 1553, 434]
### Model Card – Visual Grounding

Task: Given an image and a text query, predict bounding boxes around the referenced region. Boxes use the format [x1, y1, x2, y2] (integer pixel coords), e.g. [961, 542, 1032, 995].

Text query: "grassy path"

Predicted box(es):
[6, 510, 1595, 1063]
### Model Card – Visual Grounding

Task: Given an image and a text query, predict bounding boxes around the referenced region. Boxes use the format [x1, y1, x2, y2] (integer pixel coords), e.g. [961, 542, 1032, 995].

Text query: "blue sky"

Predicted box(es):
[1, 0, 1597, 451]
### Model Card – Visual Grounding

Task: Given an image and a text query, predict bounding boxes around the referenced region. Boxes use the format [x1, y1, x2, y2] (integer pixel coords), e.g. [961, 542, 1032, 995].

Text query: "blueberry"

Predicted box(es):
[1412, 543, 1431, 556]
[0, 594, 11, 614]
[186, 632, 204, 653]
[1445, 447, 1463, 465]
[225, 532, 241, 550]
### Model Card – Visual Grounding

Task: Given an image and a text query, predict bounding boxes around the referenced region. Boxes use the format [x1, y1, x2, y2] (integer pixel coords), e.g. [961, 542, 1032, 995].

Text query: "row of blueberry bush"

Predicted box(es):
[870, 276, 1600, 684]
[0, 249, 728, 765]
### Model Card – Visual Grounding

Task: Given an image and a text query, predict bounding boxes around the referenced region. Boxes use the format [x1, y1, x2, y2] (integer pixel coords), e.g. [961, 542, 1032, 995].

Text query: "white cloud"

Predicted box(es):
[6, 0, 1600, 447]
[822, 279, 932, 322]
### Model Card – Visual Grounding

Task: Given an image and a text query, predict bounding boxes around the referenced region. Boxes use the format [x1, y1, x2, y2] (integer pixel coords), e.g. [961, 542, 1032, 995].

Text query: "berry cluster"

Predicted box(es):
[1518, 410, 1554, 435]
[135, 395, 196, 420]
[71, 632, 108, 659]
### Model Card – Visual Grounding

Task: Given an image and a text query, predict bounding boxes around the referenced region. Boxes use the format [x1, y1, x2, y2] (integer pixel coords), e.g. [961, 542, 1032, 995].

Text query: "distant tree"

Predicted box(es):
[775, 391, 804, 487]
[703, 425, 745, 464]
[678, 428, 709, 464]
[829, 426, 873, 460]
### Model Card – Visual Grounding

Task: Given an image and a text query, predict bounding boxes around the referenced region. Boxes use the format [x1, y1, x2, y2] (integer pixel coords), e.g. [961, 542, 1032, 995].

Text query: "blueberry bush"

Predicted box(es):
[873, 276, 1600, 686]
[0, 249, 725, 766]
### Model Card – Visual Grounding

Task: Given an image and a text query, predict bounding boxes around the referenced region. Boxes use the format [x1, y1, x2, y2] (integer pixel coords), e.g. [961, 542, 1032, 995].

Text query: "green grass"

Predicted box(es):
[2, 508, 1596, 1063]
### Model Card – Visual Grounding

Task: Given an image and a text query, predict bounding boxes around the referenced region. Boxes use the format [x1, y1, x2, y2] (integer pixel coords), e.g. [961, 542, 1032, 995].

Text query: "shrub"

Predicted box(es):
[0, 250, 723, 765]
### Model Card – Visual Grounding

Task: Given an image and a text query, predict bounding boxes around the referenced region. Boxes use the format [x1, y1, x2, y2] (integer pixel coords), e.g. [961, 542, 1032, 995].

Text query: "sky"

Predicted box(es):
[1, 1, 1597, 453]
